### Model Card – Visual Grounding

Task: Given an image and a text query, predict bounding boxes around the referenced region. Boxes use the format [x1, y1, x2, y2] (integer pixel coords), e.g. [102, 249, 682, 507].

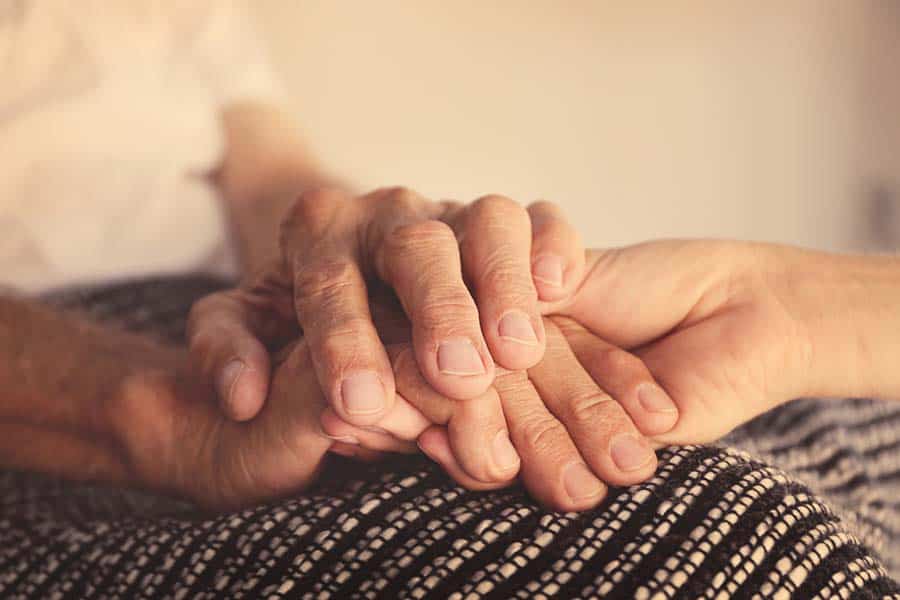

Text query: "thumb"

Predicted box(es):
[187, 289, 295, 421]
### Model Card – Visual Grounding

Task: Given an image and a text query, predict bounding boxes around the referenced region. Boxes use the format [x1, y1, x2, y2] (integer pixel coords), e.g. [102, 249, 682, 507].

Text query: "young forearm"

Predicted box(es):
[773, 247, 900, 400]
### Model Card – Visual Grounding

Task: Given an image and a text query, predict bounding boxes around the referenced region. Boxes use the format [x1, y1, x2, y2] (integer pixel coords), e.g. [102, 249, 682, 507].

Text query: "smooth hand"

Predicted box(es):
[552, 240, 821, 444]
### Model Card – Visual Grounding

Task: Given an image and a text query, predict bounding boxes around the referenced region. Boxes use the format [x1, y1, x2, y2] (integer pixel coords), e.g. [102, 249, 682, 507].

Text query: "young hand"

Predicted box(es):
[549, 240, 830, 443]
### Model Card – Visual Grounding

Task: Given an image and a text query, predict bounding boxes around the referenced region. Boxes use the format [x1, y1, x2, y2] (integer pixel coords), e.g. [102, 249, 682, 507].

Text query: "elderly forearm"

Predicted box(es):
[216, 101, 339, 275]
[0, 296, 182, 484]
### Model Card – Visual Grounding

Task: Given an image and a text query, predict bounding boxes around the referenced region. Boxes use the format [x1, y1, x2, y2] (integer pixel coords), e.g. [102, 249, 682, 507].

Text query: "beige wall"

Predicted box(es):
[253, 1, 898, 251]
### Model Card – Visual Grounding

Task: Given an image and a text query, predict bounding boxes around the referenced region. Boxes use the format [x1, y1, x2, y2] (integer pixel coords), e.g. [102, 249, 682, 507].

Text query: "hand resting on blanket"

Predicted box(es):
[191, 190, 900, 509]
[335, 240, 900, 486]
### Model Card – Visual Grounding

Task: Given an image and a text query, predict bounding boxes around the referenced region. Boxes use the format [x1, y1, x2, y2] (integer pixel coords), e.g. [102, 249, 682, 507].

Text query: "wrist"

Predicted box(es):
[767, 245, 900, 400]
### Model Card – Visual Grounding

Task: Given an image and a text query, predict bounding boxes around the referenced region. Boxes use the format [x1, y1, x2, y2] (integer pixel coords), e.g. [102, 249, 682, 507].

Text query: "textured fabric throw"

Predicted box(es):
[0, 276, 896, 599]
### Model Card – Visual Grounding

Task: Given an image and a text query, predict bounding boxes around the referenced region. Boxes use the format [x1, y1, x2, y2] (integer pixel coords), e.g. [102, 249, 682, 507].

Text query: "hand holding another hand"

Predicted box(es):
[187, 188, 864, 512]
[333, 240, 845, 508]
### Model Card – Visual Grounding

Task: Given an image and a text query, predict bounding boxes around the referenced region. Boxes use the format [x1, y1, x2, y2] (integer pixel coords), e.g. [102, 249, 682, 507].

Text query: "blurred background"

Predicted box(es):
[253, 0, 900, 252]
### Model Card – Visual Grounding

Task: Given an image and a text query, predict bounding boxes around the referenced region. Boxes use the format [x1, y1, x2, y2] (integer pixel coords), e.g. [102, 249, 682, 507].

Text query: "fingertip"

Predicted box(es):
[527, 200, 585, 303]
[489, 430, 521, 478]
[491, 311, 546, 371]
[532, 254, 564, 287]
[335, 370, 392, 426]
[417, 427, 511, 492]
[228, 366, 268, 421]
[216, 360, 265, 421]
[559, 462, 608, 511]
[435, 338, 490, 377]
[636, 384, 680, 435]
[376, 393, 431, 441]
[606, 433, 658, 486]
[321, 408, 417, 454]
[424, 339, 495, 400]
[416, 426, 448, 458]
[215, 360, 243, 413]
[532, 254, 572, 303]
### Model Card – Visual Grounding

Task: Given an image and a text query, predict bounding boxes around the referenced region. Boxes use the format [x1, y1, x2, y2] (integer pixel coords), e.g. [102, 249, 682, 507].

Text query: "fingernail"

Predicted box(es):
[341, 372, 385, 415]
[637, 384, 678, 414]
[563, 462, 604, 501]
[610, 433, 654, 472]
[532, 255, 564, 287]
[492, 431, 520, 472]
[498, 311, 538, 345]
[324, 434, 360, 445]
[437, 339, 486, 376]
[218, 360, 245, 410]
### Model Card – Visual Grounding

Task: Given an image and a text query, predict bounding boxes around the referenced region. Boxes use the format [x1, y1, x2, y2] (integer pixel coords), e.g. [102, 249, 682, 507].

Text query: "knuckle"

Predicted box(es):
[314, 326, 371, 370]
[417, 291, 478, 333]
[478, 252, 537, 299]
[366, 186, 424, 220]
[321, 315, 375, 341]
[567, 391, 618, 427]
[386, 219, 457, 253]
[185, 293, 229, 335]
[471, 194, 521, 217]
[494, 369, 531, 391]
[382, 186, 421, 210]
[293, 259, 357, 302]
[470, 198, 526, 232]
[519, 416, 568, 453]
[527, 199, 561, 214]
[283, 188, 344, 233]
[468, 195, 529, 231]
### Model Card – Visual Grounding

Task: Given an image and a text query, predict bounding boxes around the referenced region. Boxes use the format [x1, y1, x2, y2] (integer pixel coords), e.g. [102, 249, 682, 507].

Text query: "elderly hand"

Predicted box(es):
[114, 340, 373, 512]
[187, 187, 584, 442]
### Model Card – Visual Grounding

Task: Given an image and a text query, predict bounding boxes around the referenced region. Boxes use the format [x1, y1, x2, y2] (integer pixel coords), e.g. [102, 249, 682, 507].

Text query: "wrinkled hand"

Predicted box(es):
[187, 187, 584, 464]
[114, 341, 359, 512]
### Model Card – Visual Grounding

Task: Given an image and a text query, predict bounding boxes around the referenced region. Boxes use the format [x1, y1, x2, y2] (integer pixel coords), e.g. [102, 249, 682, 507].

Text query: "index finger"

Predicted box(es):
[281, 188, 397, 427]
